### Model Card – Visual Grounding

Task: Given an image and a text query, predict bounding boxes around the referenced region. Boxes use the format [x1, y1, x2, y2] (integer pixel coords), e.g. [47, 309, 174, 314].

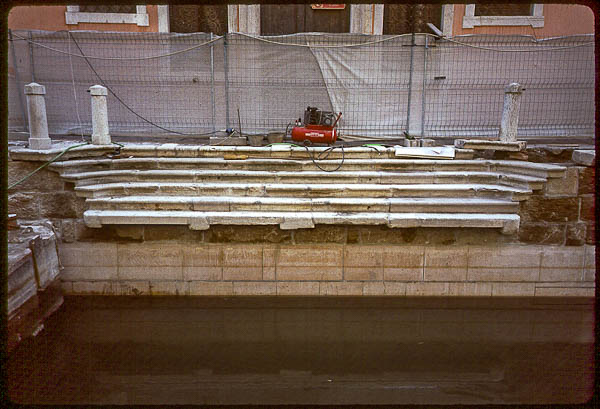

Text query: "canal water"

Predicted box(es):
[7, 296, 594, 405]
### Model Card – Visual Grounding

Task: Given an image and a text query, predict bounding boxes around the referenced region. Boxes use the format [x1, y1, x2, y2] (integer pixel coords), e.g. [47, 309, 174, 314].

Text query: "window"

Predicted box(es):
[462, 4, 543, 28]
[79, 5, 137, 14]
[65, 5, 149, 26]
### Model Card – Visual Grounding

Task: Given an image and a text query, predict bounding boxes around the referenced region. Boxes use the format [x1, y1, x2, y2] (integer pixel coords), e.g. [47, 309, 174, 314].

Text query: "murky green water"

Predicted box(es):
[7, 296, 594, 404]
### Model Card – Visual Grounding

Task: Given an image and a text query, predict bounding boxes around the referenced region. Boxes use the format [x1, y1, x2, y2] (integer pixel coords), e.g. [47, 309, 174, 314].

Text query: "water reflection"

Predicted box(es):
[7, 296, 594, 404]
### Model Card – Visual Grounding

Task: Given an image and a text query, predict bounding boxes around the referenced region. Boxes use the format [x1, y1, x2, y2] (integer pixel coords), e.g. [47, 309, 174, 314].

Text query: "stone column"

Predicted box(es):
[499, 82, 524, 142]
[89, 85, 111, 145]
[350, 4, 384, 35]
[228, 5, 260, 34]
[24, 82, 51, 150]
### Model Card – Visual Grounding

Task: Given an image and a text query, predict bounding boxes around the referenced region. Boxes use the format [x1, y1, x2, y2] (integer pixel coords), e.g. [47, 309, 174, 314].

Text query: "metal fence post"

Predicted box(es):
[25, 82, 51, 149]
[406, 33, 415, 134]
[499, 82, 524, 141]
[9, 29, 29, 133]
[209, 32, 216, 134]
[28, 31, 36, 82]
[223, 33, 230, 130]
[421, 34, 428, 137]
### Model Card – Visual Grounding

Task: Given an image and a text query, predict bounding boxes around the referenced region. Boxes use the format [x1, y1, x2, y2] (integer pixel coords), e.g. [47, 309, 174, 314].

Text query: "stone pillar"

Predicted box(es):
[228, 5, 260, 34]
[24, 82, 51, 150]
[350, 4, 384, 35]
[89, 85, 111, 145]
[499, 82, 524, 142]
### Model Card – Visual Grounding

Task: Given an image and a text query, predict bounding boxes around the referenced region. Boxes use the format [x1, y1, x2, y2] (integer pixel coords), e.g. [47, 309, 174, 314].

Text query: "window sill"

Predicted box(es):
[65, 6, 149, 26]
[463, 15, 544, 29]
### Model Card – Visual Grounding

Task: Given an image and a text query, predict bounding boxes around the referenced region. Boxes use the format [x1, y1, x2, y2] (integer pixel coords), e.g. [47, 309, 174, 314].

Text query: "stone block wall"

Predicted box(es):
[58, 240, 595, 297]
[8, 159, 86, 222]
[518, 148, 595, 246]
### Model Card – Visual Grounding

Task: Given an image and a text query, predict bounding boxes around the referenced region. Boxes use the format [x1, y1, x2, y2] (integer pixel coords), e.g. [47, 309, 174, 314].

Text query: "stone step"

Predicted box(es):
[49, 157, 565, 179]
[120, 144, 399, 160]
[83, 209, 520, 234]
[61, 169, 545, 190]
[86, 195, 519, 214]
[75, 182, 532, 201]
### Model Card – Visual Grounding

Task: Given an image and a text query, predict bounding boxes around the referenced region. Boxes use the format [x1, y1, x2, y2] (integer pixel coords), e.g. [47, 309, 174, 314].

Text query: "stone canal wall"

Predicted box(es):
[57, 240, 595, 297]
[518, 147, 595, 246]
[8, 144, 596, 297]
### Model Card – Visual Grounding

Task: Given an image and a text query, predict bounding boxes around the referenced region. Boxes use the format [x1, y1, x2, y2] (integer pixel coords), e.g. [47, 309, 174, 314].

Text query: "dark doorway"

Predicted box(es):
[169, 5, 228, 35]
[261, 4, 351, 35]
[383, 4, 443, 34]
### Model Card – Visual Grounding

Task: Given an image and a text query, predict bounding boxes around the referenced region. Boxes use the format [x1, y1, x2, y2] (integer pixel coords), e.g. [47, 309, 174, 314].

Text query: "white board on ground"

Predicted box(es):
[394, 146, 455, 159]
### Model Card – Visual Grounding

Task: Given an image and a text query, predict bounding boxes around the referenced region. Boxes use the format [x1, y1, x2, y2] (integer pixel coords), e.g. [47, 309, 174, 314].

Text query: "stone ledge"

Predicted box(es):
[10, 142, 117, 161]
[86, 196, 519, 214]
[60, 279, 594, 297]
[82, 209, 520, 234]
[455, 139, 527, 152]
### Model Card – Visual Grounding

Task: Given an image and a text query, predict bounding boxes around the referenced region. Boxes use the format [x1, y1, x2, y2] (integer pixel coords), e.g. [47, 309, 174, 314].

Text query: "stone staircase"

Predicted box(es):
[47, 144, 567, 235]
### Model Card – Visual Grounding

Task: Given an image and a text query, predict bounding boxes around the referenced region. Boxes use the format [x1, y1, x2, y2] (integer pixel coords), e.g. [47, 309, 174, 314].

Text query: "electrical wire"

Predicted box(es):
[10, 32, 222, 60]
[238, 32, 411, 48]
[11, 31, 593, 58]
[235, 31, 593, 52]
[440, 36, 594, 52]
[68, 32, 220, 138]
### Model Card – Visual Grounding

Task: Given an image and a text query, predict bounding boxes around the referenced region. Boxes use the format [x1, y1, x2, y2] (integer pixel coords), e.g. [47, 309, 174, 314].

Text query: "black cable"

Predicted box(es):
[69, 32, 216, 137]
[302, 140, 345, 172]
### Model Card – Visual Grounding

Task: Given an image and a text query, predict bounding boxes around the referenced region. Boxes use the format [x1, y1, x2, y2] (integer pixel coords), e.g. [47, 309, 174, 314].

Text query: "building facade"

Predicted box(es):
[8, 4, 595, 37]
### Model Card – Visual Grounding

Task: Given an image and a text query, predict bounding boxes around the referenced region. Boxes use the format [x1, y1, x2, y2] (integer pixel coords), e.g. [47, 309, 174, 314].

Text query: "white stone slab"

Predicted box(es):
[572, 149, 595, 167]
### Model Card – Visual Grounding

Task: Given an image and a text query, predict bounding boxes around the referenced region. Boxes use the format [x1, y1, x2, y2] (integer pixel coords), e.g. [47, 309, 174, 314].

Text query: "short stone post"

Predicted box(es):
[89, 85, 111, 145]
[499, 82, 524, 142]
[24, 82, 51, 150]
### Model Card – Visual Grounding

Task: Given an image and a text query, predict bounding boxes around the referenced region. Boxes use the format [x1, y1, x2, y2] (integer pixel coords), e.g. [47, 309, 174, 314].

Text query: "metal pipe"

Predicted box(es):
[223, 34, 230, 130]
[209, 32, 216, 134]
[421, 34, 428, 137]
[28, 31, 36, 82]
[406, 33, 415, 134]
[9, 29, 29, 132]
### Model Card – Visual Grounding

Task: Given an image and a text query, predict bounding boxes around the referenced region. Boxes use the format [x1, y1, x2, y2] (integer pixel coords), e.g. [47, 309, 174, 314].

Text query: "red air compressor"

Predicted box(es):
[291, 107, 342, 144]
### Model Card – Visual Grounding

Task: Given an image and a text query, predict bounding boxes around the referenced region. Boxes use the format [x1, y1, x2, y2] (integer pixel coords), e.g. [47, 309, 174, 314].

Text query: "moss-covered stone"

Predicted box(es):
[578, 166, 595, 195]
[518, 223, 565, 245]
[205, 225, 292, 243]
[580, 195, 595, 221]
[293, 225, 346, 244]
[565, 222, 587, 246]
[520, 196, 579, 223]
[8, 193, 40, 219]
[143, 225, 202, 241]
[39, 192, 85, 219]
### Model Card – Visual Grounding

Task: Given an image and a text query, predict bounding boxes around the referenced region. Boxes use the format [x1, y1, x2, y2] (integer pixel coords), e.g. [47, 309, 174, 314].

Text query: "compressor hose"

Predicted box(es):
[302, 140, 345, 172]
[8, 141, 124, 190]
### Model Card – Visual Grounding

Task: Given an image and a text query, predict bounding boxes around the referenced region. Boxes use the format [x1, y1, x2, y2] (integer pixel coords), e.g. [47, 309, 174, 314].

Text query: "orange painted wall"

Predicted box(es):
[8, 5, 159, 32]
[452, 4, 594, 37]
